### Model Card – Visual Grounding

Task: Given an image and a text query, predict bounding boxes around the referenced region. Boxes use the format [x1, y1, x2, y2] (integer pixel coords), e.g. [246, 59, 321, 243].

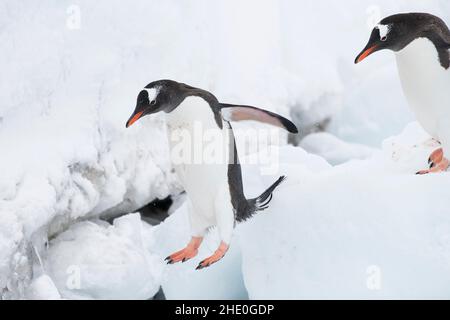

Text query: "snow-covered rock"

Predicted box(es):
[43, 214, 163, 300]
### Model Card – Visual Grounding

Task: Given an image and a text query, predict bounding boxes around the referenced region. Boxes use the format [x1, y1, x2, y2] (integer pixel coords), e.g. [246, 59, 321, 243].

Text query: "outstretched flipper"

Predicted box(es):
[220, 104, 298, 133]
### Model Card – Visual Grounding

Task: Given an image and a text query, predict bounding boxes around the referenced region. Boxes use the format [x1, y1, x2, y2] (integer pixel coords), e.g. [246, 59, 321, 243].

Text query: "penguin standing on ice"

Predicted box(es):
[355, 13, 450, 174]
[126, 80, 298, 269]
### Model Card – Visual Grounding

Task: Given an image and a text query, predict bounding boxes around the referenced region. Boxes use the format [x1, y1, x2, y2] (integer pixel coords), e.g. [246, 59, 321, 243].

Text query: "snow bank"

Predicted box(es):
[238, 123, 450, 299]
[42, 214, 163, 299]
[0, 1, 184, 297]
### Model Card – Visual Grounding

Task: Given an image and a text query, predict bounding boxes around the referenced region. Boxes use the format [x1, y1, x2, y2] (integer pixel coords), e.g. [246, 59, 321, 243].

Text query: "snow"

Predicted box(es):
[43, 214, 163, 300]
[300, 132, 376, 165]
[0, 1, 182, 297]
[26, 275, 61, 300]
[1, 0, 450, 299]
[238, 123, 450, 299]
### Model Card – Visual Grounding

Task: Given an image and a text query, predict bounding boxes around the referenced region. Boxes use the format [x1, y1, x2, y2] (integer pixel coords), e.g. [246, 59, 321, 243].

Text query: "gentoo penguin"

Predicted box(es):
[126, 80, 298, 269]
[355, 13, 450, 174]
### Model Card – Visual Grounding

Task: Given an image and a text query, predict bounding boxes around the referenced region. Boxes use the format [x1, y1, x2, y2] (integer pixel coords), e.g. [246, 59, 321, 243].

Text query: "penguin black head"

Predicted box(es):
[355, 13, 450, 64]
[126, 80, 185, 128]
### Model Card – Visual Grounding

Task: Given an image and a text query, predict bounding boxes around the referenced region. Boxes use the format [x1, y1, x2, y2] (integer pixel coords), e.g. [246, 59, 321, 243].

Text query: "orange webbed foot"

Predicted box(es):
[196, 242, 229, 270]
[165, 236, 203, 265]
[428, 148, 444, 168]
[417, 149, 449, 175]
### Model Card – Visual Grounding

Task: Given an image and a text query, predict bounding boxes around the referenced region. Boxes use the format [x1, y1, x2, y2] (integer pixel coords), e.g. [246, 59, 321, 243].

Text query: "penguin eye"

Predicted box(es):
[381, 36, 387, 42]
[150, 100, 156, 105]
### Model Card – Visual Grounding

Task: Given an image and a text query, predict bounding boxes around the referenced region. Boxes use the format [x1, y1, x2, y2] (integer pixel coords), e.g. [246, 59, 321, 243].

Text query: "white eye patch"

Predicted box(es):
[144, 87, 160, 102]
[376, 24, 392, 40]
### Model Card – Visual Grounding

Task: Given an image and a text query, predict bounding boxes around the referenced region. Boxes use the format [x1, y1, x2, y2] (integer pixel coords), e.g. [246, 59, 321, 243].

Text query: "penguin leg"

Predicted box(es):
[165, 236, 203, 264]
[196, 188, 234, 270]
[196, 241, 229, 270]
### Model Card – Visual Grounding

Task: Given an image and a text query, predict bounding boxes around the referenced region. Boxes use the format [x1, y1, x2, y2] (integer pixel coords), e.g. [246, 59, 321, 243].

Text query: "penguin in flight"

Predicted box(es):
[355, 13, 450, 174]
[126, 80, 298, 269]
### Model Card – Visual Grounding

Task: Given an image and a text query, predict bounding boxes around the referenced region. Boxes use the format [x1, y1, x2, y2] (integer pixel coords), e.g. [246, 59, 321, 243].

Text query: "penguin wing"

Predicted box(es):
[220, 104, 298, 134]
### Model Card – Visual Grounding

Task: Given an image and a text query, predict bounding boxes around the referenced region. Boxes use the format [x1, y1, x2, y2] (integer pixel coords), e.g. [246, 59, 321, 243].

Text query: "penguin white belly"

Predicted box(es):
[395, 38, 450, 141]
[165, 96, 234, 237]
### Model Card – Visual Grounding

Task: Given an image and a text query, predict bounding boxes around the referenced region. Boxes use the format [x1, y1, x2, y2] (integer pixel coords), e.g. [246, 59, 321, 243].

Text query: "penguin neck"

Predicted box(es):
[167, 90, 223, 130]
[396, 37, 441, 69]
[395, 37, 450, 138]
[396, 33, 450, 69]
[395, 37, 448, 92]
[165, 96, 222, 133]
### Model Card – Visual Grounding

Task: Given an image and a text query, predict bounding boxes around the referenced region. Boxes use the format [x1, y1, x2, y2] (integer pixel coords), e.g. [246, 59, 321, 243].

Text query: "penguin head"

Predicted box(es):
[126, 80, 183, 128]
[355, 13, 442, 64]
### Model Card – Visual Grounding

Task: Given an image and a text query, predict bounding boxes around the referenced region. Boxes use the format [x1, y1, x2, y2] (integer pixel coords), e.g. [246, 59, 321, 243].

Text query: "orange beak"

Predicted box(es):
[355, 45, 378, 64]
[126, 111, 144, 128]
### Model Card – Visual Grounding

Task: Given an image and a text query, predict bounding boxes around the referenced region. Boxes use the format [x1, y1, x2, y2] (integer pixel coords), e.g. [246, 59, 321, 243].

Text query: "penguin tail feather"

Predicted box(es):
[236, 176, 286, 223]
